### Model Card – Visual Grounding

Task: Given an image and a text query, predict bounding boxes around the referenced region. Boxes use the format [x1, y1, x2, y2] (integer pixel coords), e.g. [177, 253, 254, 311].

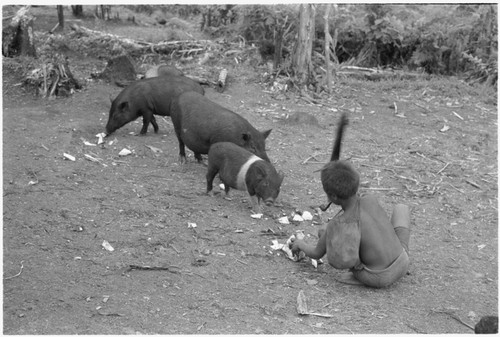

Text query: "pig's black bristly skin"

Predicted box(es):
[171, 92, 272, 163]
[475, 316, 498, 334]
[206, 142, 283, 212]
[105, 76, 203, 135]
[330, 112, 349, 161]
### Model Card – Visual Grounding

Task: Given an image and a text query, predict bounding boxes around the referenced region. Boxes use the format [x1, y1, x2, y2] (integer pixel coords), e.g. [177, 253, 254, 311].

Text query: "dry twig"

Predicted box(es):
[445, 183, 465, 194]
[4, 260, 24, 280]
[302, 153, 325, 164]
[124, 264, 181, 273]
[413, 102, 431, 113]
[437, 162, 450, 175]
[235, 259, 248, 265]
[465, 179, 481, 189]
[452, 111, 464, 120]
[431, 309, 474, 331]
[360, 187, 398, 191]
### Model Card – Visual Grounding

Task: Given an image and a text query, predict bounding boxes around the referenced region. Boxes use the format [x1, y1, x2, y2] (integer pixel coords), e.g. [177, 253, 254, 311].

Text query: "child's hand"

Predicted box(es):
[290, 238, 302, 256]
[318, 228, 325, 239]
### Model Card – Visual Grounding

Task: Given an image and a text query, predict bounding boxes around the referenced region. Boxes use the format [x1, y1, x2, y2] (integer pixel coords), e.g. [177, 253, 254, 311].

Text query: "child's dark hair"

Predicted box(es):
[321, 160, 360, 200]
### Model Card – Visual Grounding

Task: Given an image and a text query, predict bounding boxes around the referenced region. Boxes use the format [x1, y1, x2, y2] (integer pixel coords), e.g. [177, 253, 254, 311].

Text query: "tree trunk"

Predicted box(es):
[95, 5, 110, 20]
[292, 4, 316, 85]
[207, 7, 212, 27]
[71, 5, 83, 17]
[273, 24, 283, 70]
[57, 5, 64, 30]
[323, 4, 332, 92]
[200, 13, 206, 31]
[2, 6, 36, 57]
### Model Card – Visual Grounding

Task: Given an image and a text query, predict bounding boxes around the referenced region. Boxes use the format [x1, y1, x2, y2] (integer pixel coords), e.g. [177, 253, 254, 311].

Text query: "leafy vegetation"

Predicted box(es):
[330, 5, 496, 78]
[230, 4, 496, 84]
[6, 4, 497, 89]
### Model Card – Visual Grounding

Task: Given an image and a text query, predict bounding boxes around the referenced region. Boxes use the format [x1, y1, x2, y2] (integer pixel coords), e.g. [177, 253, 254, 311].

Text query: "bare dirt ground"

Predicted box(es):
[3, 7, 498, 335]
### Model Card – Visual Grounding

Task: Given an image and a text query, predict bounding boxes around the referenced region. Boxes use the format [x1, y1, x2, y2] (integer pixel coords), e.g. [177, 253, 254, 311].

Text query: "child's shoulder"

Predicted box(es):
[358, 194, 391, 226]
[328, 211, 357, 227]
[359, 193, 379, 203]
[359, 194, 382, 210]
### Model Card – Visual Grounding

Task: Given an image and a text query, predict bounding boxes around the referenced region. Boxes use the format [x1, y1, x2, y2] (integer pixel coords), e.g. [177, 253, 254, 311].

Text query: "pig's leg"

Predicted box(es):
[194, 153, 207, 166]
[140, 110, 154, 134]
[206, 165, 219, 195]
[150, 116, 159, 133]
[222, 187, 233, 201]
[248, 194, 261, 214]
[173, 127, 187, 163]
[194, 153, 204, 163]
[178, 142, 187, 163]
[224, 184, 232, 196]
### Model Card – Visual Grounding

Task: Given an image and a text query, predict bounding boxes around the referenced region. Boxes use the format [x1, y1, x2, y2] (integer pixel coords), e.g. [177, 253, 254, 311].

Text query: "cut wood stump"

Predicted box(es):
[2, 6, 36, 57]
[94, 55, 137, 87]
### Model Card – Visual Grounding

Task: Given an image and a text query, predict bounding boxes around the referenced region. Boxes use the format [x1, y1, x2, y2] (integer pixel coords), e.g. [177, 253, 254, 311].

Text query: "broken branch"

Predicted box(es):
[4, 260, 24, 280]
[465, 179, 481, 189]
[124, 264, 181, 273]
[431, 309, 474, 331]
[437, 162, 450, 175]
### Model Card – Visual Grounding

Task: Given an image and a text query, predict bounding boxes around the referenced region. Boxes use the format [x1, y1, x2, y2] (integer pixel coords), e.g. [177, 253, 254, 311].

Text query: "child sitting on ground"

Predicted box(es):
[291, 115, 410, 288]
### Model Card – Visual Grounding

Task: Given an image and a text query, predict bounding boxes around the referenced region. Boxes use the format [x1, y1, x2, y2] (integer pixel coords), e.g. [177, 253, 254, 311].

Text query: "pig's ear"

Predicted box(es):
[255, 166, 267, 180]
[118, 101, 129, 112]
[262, 129, 272, 139]
[242, 132, 252, 143]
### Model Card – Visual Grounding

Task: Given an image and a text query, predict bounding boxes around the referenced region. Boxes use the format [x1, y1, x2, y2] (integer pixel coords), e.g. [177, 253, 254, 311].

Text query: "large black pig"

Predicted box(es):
[105, 76, 204, 135]
[207, 142, 284, 213]
[170, 91, 272, 163]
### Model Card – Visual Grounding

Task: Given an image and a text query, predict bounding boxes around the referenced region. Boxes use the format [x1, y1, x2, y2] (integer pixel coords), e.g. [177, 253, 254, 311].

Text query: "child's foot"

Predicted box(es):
[336, 272, 364, 286]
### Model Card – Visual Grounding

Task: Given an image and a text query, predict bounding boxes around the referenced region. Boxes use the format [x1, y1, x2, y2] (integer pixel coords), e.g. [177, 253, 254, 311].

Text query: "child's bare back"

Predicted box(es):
[357, 194, 404, 271]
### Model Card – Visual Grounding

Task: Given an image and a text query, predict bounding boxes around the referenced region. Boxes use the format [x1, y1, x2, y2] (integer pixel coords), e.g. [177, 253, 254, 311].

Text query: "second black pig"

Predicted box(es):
[105, 76, 204, 135]
[170, 91, 272, 163]
[206, 142, 284, 213]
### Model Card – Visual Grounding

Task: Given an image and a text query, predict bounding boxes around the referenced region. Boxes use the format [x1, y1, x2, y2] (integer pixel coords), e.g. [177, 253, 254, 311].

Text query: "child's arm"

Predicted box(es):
[290, 230, 327, 260]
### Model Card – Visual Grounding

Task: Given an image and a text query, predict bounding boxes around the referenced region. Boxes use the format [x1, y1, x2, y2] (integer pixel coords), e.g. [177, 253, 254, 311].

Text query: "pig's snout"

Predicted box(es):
[264, 198, 275, 207]
[105, 124, 118, 136]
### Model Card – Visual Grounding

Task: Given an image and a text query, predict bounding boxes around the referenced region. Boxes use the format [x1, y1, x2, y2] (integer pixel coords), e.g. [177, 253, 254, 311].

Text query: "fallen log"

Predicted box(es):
[185, 75, 216, 86]
[70, 23, 214, 56]
[337, 66, 425, 81]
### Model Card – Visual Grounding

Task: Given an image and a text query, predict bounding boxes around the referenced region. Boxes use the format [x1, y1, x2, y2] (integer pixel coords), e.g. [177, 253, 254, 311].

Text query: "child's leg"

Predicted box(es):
[391, 204, 410, 253]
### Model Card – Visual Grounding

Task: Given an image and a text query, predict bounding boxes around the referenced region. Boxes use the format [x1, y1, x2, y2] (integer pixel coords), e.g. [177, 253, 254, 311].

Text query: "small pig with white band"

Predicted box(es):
[206, 142, 284, 213]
